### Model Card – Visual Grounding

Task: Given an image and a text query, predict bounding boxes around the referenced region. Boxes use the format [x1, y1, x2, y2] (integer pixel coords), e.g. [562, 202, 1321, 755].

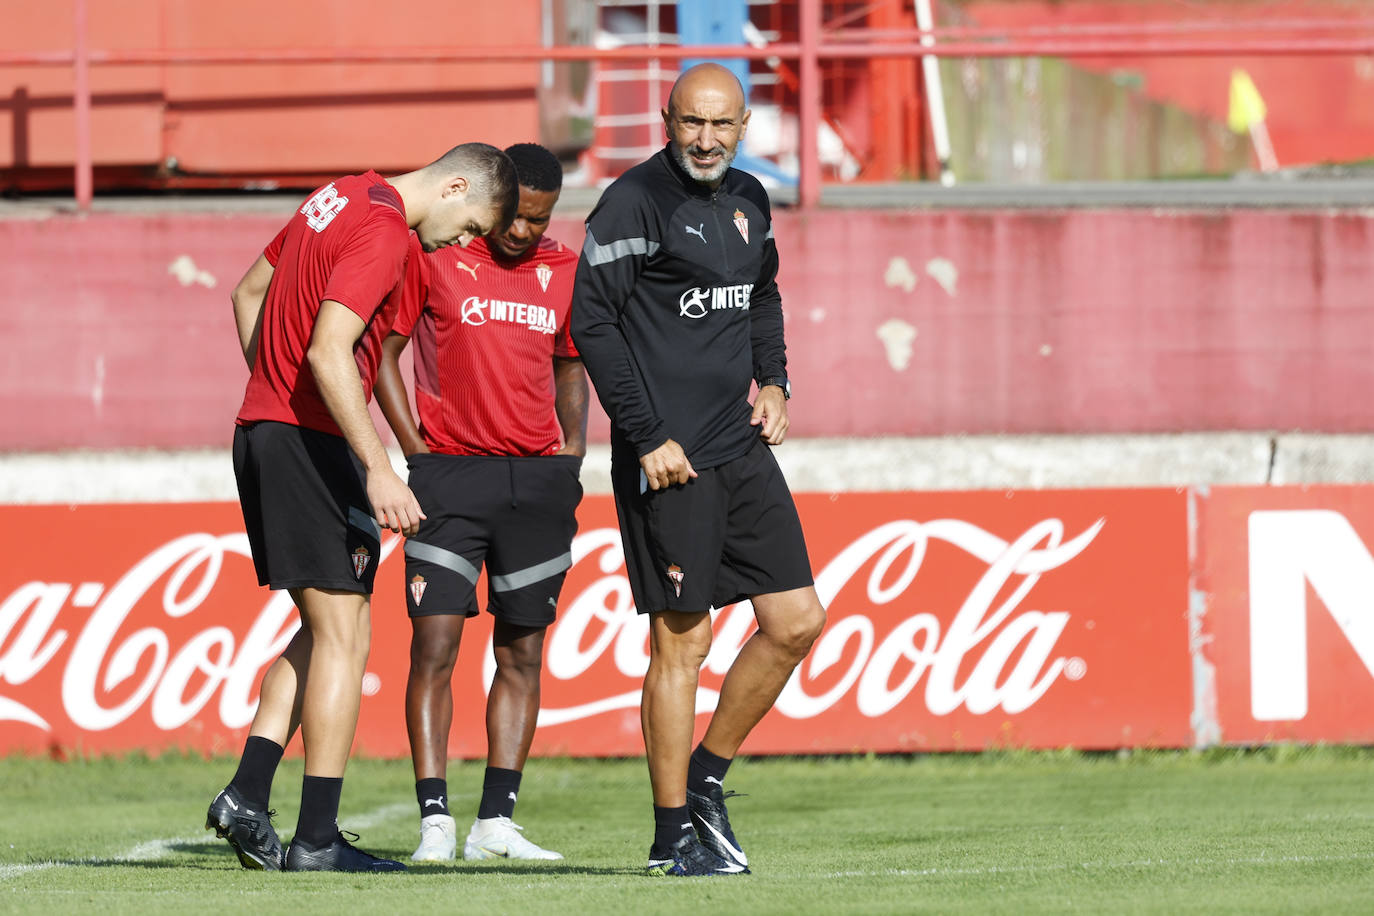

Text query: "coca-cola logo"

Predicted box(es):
[0, 513, 1102, 744]
[0, 535, 300, 733]
[483, 516, 1102, 724]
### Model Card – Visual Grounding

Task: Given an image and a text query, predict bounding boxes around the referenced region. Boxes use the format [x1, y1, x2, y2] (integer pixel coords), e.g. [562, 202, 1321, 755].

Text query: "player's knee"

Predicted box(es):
[517, 639, 547, 674]
[652, 630, 712, 672]
[797, 602, 827, 651]
[410, 629, 461, 675]
[313, 625, 370, 670]
[495, 653, 543, 690]
[769, 601, 826, 659]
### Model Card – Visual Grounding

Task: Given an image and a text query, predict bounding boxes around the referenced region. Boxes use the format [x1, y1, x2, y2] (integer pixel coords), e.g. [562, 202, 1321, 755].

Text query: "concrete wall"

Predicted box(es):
[2, 205, 1372, 451]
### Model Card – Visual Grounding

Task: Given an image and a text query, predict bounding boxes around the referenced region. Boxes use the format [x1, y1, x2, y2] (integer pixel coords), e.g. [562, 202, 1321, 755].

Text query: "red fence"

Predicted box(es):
[5, 0, 1374, 208]
[3, 206, 1372, 451]
[3, 484, 1372, 757]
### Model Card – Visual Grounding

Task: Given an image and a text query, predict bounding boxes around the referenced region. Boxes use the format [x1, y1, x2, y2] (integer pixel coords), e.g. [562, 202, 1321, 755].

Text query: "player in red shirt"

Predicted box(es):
[205, 143, 518, 873]
[375, 143, 587, 863]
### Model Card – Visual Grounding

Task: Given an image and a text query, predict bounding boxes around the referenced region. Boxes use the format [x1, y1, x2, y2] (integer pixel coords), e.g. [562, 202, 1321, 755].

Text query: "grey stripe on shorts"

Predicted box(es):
[348, 506, 381, 540]
[404, 539, 481, 586]
[490, 552, 573, 593]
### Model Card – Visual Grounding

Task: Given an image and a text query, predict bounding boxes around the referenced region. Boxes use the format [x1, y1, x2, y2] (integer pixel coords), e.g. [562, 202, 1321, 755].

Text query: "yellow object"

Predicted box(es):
[1228, 69, 1268, 134]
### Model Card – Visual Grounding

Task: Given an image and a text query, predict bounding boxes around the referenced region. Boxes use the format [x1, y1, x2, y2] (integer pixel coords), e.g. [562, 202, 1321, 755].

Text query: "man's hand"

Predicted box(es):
[750, 385, 790, 445]
[367, 465, 425, 536]
[640, 438, 697, 491]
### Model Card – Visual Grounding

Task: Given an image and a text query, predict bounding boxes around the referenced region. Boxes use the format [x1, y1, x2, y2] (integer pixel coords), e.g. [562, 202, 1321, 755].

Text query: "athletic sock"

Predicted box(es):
[416, 777, 450, 817]
[228, 736, 283, 809]
[476, 767, 522, 820]
[294, 775, 343, 849]
[688, 743, 732, 795]
[653, 805, 695, 850]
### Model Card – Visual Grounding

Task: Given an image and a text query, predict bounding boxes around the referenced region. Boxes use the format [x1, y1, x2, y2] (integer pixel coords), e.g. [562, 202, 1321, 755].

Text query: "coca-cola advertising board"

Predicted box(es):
[1196, 486, 1374, 745]
[0, 490, 1193, 757]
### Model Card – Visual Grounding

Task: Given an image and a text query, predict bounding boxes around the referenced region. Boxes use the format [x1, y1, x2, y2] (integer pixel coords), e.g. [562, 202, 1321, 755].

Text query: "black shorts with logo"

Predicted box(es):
[612, 437, 814, 614]
[403, 453, 583, 627]
[233, 420, 382, 594]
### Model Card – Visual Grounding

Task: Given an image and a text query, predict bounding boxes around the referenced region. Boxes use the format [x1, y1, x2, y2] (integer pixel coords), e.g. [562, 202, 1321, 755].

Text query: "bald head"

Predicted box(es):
[663, 63, 750, 187]
[668, 63, 746, 120]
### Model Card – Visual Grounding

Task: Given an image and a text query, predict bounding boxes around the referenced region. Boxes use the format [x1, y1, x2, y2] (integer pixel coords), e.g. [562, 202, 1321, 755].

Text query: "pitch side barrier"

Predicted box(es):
[2, 473, 1373, 757]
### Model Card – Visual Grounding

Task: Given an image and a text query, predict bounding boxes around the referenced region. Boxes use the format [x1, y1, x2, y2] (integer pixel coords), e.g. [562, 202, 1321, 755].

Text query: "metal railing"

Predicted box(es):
[3, 0, 1373, 209]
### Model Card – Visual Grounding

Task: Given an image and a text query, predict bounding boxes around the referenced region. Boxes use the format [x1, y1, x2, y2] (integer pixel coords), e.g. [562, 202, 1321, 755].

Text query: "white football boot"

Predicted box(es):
[463, 816, 564, 860]
[411, 813, 457, 861]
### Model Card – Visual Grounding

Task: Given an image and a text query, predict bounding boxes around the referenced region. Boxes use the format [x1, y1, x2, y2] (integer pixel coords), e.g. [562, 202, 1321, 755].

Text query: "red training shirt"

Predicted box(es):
[237, 171, 420, 437]
[394, 235, 579, 456]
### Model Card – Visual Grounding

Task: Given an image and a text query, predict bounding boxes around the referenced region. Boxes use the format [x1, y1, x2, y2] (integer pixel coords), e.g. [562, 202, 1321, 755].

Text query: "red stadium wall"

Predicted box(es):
[1, 207, 1372, 451]
[4, 485, 1374, 757]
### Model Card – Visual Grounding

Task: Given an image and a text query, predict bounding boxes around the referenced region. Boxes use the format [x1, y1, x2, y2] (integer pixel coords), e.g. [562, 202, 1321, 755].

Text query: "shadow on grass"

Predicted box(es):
[54, 841, 639, 876]
[42, 858, 223, 871]
[403, 862, 640, 877]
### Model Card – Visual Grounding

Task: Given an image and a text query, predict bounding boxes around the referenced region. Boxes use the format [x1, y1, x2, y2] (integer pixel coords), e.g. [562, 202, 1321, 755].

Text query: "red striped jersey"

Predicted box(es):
[237, 171, 417, 437]
[394, 235, 579, 456]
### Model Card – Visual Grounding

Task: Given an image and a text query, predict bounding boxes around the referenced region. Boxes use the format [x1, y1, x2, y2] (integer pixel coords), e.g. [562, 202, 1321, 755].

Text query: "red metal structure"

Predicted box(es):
[4, 1, 1374, 210]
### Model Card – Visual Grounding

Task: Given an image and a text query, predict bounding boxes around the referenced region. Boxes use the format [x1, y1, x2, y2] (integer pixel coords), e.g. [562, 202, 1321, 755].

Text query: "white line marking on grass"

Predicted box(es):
[340, 802, 413, 833]
[824, 851, 1374, 880]
[0, 800, 412, 881]
[0, 833, 203, 881]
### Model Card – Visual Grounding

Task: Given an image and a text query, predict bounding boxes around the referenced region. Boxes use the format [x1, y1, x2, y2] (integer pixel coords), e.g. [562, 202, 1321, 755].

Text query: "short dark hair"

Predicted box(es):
[504, 143, 563, 193]
[431, 141, 518, 229]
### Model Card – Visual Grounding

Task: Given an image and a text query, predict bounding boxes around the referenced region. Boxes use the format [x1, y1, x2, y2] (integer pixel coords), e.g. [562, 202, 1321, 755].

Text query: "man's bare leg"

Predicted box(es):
[246, 588, 316, 748]
[406, 614, 467, 782]
[486, 621, 546, 772]
[462, 622, 564, 861]
[642, 610, 714, 807]
[406, 612, 465, 860]
[288, 586, 371, 853]
[225, 602, 311, 813]
[296, 587, 370, 774]
[208, 586, 373, 867]
[679, 586, 824, 871]
[699, 586, 826, 758]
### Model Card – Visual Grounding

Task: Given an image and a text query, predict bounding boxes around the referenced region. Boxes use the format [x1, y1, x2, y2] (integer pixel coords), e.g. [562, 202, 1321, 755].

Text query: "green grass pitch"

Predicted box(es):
[1, 748, 1372, 913]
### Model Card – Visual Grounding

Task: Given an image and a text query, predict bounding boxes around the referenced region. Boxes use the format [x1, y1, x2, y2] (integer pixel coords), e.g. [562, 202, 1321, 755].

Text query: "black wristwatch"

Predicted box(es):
[759, 376, 791, 399]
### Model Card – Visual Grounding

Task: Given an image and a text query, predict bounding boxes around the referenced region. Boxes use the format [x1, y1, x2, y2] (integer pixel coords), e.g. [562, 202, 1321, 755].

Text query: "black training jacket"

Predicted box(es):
[570, 146, 788, 471]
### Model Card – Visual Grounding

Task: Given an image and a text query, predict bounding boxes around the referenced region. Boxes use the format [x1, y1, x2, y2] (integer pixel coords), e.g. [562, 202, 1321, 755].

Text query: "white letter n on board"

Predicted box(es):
[1249, 510, 1374, 720]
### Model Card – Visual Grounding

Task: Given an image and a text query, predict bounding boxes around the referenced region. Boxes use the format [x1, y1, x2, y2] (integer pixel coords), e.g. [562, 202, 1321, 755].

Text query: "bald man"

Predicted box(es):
[571, 63, 826, 877]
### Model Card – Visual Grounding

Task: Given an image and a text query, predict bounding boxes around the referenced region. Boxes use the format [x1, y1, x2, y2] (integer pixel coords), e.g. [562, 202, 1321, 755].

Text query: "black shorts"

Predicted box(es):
[612, 438, 814, 614]
[233, 420, 382, 594]
[403, 453, 583, 627]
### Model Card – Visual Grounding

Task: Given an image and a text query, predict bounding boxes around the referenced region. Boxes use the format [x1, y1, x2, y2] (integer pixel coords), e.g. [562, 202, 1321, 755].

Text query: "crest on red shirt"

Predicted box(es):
[410, 574, 427, 606]
[352, 546, 371, 579]
[535, 262, 553, 292]
[733, 209, 749, 243]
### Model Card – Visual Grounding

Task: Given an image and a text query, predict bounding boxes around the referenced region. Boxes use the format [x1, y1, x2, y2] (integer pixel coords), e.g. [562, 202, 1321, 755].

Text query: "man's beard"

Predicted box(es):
[671, 140, 735, 184]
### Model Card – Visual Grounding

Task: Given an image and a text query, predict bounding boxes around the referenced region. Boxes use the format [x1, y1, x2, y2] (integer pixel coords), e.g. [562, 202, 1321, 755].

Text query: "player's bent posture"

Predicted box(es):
[571, 64, 826, 877]
[206, 144, 518, 873]
[374, 143, 588, 863]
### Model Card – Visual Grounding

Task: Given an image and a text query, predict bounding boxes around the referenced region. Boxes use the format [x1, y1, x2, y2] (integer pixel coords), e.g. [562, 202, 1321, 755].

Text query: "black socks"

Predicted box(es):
[229, 736, 283, 809]
[416, 777, 450, 817]
[477, 767, 522, 820]
[295, 775, 343, 849]
[688, 743, 732, 795]
[653, 804, 694, 850]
